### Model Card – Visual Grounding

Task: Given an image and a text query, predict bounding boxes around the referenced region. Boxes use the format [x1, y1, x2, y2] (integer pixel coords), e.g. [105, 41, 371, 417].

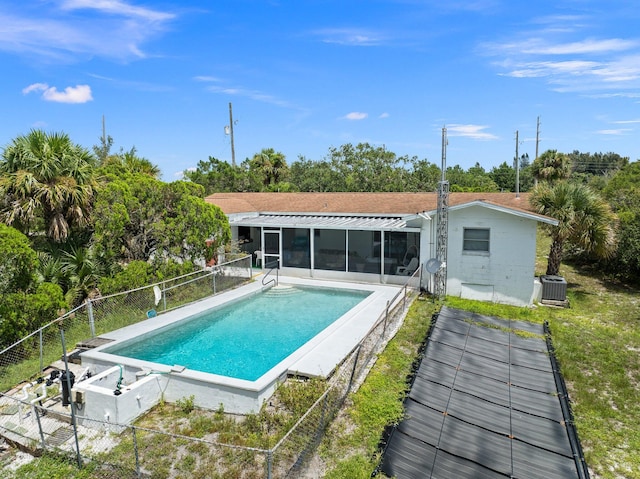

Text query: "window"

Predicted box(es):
[348, 230, 381, 273]
[463, 228, 490, 253]
[385, 232, 420, 275]
[282, 228, 310, 268]
[314, 229, 346, 271]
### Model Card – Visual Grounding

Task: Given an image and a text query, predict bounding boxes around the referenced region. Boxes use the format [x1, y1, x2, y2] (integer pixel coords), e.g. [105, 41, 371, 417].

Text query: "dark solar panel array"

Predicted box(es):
[379, 306, 588, 479]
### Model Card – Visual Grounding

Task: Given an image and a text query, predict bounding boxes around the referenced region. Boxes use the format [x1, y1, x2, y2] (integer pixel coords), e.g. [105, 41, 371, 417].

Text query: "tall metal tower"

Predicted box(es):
[435, 127, 449, 299]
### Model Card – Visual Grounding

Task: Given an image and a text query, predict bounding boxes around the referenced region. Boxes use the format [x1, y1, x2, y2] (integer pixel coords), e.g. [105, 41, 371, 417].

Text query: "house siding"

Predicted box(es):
[446, 206, 538, 306]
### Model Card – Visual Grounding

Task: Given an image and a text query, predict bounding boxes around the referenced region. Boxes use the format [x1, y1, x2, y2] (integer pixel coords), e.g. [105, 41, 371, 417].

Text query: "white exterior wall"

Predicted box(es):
[446, 206, 538, 306]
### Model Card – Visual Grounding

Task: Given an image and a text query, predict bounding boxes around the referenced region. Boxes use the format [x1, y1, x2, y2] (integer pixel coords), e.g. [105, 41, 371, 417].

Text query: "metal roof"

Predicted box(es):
[229, 214, 414, 231]
[378, 306, 590, 479]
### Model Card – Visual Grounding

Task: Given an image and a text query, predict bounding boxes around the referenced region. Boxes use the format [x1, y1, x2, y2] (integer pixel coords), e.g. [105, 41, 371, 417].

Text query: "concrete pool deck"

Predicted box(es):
[77, 276, 404, 416]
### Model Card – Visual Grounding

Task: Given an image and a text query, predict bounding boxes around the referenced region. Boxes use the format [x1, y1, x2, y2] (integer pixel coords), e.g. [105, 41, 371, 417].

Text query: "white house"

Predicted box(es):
[205, 192, 557, 306]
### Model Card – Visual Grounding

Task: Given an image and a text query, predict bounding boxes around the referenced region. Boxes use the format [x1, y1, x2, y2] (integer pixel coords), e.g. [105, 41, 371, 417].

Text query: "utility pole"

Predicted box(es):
[515, 130, 520, 198]
[535, 116, 540, 161]
[228, 102, 236, 167]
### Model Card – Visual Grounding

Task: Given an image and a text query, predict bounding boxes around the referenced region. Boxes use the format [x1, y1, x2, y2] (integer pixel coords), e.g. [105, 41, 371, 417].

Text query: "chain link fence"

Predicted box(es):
[0, 264, 420, 478]
[0, 255, 252, 393]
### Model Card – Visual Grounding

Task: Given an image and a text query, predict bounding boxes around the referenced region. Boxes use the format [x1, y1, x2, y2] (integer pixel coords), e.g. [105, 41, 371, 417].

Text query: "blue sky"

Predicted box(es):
[1, 1, 639, 180]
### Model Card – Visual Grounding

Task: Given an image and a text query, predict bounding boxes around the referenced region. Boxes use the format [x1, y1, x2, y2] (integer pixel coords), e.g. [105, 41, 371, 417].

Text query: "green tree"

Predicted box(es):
[531, 149, 571, 185]
[0, 283, 66, 348]
[446, 164, 499, 192]
[92, 174, 163, 262]
[327, 143, 404, 192]
[93, 134, 114, 165]
[490, 161, 516, 192]
[530, 181, 616, 276]
[93, 174, 230, 265]
[183, 156, 248, 194]
[569, 150, 628, 177]
[159, 182, 231, 263]
[0, 224, 38, 294]
[602, 161, 640, 281]
[289, 157, 337, 192]
[0, 130, 97, 242]
[98, 260, 154, 295]
[0, 224, 66, 346]
[60, 246, 106, 305]
[407, 159, 440, 192]
[99, 146, 161, 179]
[249, 148, 289, 190]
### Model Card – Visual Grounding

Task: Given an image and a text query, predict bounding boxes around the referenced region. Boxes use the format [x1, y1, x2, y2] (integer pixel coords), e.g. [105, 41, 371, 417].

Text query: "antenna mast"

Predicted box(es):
[102, 115, 106, 146]
[435, 127, 449, 299]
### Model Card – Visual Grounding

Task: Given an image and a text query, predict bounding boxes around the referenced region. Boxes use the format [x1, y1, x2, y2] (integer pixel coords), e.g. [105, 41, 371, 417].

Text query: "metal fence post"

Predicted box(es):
[33, 404, 47, 450]
[132, 426, 141, 477]
[382, 300, 390, 338]
[403, 285, 407, 310]
[87, 299, 95, 338]
[59, 321, 83, 468]
[39, 329, 44, 373]
[266, 449, 273, 479]
[162, 281, 167, 311]
[346, 345, 362, 394]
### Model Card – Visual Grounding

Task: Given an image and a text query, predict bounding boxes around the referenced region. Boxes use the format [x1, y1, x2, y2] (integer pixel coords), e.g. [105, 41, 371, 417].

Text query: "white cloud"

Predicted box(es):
[343, 112, 368, 120]
[500, 55, 640, 92]
[613, 119, 640, 124]
[482, 11, 640, 95]
[585, 92, 640, 99]
[379, 112, 390, 119]
[204, 83, 299, 110]
[597, 129, 631, 135]
[502, 60, 601, 79]
[194, 76, 223, 83]
[23, 83, 93, 103]
[22, 83, 50, 95]
[496, 38, 638, 56]
[447, 124, 498, 140]
[313, 28, 385, 46]
[61, 0, 175, 22]
[0, 2, 176, 62]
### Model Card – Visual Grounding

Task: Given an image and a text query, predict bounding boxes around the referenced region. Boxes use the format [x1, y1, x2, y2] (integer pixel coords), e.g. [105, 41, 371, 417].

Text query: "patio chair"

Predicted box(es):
[254, 250, 263, 267]
[396, 257, 419, 275]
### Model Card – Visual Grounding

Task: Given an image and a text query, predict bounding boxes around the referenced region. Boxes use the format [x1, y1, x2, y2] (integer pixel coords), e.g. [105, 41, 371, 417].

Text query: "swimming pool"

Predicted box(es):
[104, 286, 370, 381]
[78, 277, 402, 415]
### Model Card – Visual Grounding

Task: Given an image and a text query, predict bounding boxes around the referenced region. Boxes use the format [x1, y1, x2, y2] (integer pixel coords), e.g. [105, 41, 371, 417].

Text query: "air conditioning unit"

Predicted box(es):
[540, 275, 567, 302]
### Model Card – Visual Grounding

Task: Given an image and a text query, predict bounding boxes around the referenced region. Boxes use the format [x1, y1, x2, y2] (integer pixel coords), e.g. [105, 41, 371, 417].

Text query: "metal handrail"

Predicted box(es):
[261, 259, 280, 288]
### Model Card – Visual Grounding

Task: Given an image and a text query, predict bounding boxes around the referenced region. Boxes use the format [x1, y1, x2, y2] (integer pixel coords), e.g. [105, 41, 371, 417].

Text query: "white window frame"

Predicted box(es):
[463, 227, 490, 254]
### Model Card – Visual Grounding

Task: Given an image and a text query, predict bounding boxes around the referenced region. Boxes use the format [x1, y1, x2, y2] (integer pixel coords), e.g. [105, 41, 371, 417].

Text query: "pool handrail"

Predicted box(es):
[261, 259, 279, 289]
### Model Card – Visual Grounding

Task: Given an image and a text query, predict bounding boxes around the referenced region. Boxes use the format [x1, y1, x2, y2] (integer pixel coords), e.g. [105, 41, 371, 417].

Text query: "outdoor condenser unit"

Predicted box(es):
[540, 275, 568, 302]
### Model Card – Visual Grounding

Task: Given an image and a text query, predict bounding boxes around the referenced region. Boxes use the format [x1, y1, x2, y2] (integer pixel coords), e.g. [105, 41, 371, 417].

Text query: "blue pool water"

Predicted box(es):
[105, 286, 371, 381]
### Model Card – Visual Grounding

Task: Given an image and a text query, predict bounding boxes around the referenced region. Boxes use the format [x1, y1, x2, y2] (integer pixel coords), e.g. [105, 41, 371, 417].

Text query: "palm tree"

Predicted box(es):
[60, 246, 104, 305]
[0, 130, 97, 242]
[531, 149, 571, 186]
[101, 146, 161, 179]
[249, 148, 288, 188]
[530, 181, 616, 275]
